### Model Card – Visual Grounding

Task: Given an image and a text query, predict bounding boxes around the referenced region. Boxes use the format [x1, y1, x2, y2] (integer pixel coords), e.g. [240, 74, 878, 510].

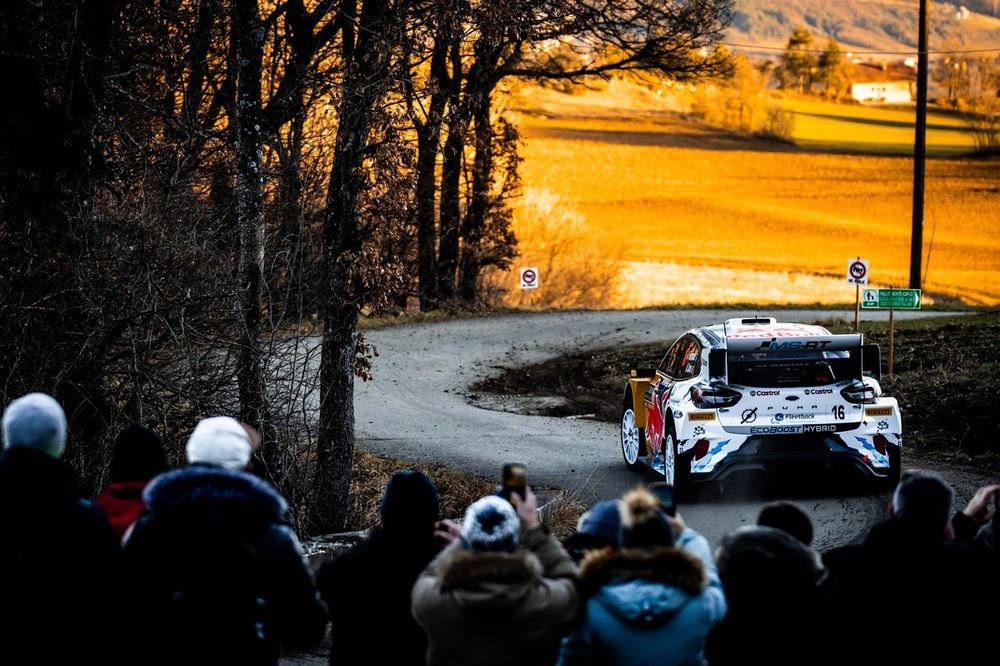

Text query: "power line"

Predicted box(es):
[721, 41, 1000, 56]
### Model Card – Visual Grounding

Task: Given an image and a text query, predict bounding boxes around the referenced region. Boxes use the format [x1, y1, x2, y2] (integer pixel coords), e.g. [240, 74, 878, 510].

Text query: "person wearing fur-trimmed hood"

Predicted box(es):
[556, 488, 726, 666]
[411, 488, 578, 666]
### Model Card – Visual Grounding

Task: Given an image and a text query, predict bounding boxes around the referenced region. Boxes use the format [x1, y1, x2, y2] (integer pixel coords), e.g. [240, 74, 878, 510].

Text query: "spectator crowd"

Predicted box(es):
[1, 391, 998, 665]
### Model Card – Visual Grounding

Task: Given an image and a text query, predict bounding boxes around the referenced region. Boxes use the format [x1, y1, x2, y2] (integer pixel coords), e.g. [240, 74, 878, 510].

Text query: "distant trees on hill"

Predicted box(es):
[778, 27, 848, 99]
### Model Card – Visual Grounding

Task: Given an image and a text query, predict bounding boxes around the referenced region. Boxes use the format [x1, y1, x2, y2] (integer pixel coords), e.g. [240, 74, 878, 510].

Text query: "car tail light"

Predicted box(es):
[840, 380, 877, 404]
[873, 434, 889, 455]
[690, 385, 742, 409]
[694, 438, 710, 460]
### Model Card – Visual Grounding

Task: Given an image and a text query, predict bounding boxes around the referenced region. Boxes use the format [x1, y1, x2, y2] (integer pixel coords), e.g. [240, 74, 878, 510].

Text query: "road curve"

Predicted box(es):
[356, 309, 992, 551]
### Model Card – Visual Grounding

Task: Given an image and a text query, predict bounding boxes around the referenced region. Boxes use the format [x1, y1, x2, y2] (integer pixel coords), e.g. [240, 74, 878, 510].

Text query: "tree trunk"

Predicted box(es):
[313, 0, 394, 534]
[459, 90, 493, 301]
[414, 19, 451, 310]
[232, 0, 270, 448]
[436, 40, 467, 302]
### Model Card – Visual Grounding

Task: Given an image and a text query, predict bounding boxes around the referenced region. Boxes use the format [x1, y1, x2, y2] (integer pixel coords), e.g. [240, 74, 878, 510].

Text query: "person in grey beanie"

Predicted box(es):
[412, 488, 578, 666]
[0, 393, 122, 664]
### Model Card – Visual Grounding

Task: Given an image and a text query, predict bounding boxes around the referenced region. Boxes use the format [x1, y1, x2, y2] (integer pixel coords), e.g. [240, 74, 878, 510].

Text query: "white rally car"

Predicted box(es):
[620, 317, 901, 493]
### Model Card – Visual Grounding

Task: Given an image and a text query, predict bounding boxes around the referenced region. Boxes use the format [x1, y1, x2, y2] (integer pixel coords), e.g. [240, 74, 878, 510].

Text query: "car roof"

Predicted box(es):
[692, 318, 833, 348]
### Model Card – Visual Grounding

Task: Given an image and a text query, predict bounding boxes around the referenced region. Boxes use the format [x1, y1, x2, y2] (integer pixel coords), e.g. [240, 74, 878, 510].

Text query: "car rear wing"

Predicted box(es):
[710, 334, 882, 384]
[725, 333, 863, 353]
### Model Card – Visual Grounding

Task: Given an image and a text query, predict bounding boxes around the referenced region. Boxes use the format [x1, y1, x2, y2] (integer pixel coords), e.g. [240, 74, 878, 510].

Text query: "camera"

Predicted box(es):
[499, 463, 527, 505]
[647, 482, 677, 517]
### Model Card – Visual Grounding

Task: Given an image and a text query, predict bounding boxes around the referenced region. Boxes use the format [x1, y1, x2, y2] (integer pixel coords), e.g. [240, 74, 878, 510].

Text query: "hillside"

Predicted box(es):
[731, 0, 1000, 54]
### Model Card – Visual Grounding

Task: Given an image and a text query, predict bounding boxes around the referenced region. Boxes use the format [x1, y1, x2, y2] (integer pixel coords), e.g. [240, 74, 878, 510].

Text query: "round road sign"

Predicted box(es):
[847, 258, 869, 285]
[519, 267, 539, 289]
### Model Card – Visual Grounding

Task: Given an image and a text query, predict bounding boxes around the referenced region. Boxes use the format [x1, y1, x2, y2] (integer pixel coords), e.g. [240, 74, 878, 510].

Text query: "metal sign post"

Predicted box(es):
[889, 291, 895, 376]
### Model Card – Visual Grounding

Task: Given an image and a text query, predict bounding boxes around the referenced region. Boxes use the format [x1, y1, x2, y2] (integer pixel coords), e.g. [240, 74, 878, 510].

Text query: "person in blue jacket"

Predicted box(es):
[557, 487, 726, 666]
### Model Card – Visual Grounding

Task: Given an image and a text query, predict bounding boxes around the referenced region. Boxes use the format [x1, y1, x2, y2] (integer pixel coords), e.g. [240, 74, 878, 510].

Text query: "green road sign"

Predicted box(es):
[861, 288, 922, 310]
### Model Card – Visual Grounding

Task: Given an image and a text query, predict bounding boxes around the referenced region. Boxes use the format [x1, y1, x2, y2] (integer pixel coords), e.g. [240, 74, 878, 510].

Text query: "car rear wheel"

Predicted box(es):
[621, 390, 646, 471]
[663, 428, 692, 498]
[883, 443, 901, 490]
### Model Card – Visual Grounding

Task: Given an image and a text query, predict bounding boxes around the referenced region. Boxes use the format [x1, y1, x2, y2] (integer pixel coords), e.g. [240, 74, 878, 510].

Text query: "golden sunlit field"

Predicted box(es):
[508, 84, 1000, 307]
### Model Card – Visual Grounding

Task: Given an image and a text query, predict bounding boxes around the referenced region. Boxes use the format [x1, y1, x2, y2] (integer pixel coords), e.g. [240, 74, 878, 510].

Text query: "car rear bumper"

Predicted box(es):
[688, 433, 897, 482]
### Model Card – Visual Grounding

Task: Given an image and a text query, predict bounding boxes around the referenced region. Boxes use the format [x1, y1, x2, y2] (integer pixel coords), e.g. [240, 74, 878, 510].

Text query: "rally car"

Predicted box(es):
[620, 317, 901, 493]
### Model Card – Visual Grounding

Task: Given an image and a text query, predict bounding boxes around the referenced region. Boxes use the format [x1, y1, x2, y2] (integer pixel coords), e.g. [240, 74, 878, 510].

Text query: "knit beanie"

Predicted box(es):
[2, 393, 67, 459]
[462, 495, 521, 553]
[185, 416, 252, 471]
[381, 470, 440, 532]
[110, 423, 168, 483]
[620, 487, 674, 549]
[565, 499, 623, 549]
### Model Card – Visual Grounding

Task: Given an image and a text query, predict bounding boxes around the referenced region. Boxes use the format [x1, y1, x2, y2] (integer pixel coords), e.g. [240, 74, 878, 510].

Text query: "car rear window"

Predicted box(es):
[727, 350, 860, 388]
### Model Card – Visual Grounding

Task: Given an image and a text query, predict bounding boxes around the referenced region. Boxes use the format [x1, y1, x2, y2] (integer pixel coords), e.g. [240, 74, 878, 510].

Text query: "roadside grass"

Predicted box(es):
[344, 450, 585, 534]
[344, 450, 495, 532]
[511, 87, 1000, 307]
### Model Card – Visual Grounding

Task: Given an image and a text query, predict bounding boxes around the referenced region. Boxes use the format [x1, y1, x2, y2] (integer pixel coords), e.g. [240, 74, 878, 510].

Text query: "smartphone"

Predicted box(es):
[501, 463, 527, 505]
[648, 482, 677, 516]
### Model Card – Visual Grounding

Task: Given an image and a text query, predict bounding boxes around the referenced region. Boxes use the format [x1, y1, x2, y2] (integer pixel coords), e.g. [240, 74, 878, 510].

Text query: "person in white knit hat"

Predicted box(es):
[412, 487, 578, 666]
[123, 415, 325, 665]
[0, 393, 121, 664]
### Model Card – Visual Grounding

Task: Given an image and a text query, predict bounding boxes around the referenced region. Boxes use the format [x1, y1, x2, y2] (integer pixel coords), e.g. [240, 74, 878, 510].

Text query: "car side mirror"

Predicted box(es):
[862, 344, 882, 381]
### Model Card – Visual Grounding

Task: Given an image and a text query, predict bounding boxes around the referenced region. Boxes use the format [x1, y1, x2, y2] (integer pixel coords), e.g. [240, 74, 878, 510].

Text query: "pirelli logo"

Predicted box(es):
[688, 412, 716, 421]
[865, 407, 893, 417]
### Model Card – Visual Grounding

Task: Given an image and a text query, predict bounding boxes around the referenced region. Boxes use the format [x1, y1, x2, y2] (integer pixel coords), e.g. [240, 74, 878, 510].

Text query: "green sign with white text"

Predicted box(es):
[861, 288, 922, 310]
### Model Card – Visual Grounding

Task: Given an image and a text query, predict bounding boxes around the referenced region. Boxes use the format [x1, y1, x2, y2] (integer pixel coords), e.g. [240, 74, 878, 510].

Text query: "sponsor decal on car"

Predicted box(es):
[740, 407, 758, 424]
[804, 388, 834, 395]
[803, 424, 838, 433]
[865, 407, 893, 417]
[773, 413, 815, 422]
[755, 339, 833, 351]
[749, 390, 780, 397]
[688, 412, 716, 421]
[750, 425, 801, 434]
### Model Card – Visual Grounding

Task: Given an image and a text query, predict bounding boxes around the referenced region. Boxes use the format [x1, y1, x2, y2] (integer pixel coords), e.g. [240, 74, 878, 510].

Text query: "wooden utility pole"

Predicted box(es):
[910, 0, 929, 290]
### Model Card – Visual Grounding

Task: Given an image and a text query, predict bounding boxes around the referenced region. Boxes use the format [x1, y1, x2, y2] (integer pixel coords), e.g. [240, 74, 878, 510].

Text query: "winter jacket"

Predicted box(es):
[557, 527, 726, 666]
[0, 447, 122, 664]
[318, 527, 441, 666]
[823, 517, 995, 664]
[123, 465, 326, 666]
[706, 526, 831, 666]
[97, 480, 148, 540]
[412, 525, 578, 666]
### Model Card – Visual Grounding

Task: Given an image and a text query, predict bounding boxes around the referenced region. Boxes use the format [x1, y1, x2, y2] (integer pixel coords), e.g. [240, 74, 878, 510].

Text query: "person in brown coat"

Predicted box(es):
[411, 488, 577, 666]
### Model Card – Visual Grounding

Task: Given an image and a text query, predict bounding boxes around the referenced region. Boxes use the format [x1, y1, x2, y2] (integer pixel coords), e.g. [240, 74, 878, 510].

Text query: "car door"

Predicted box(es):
[644, 336, 691, 454]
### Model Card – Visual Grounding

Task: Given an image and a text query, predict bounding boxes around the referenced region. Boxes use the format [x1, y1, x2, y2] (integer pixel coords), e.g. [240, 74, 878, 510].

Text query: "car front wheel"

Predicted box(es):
[621, 390, 646, 471]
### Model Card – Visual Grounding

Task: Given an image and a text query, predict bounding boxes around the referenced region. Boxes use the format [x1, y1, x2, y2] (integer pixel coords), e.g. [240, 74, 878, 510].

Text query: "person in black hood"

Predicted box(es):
[123, 416, 326, 666]
[0, 393, 122, 664]
[318, 470, 447, 666]
[823, 470, 994, 663]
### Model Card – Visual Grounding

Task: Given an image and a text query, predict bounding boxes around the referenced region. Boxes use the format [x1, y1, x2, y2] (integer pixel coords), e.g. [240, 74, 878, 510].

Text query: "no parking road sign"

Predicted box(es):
[520, 267, 539, 289]
[847, 258, 869, 285]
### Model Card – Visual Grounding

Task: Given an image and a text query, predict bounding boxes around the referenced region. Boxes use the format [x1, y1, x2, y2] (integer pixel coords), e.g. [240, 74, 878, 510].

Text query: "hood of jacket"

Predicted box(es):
[0, 447, 79, 519]
[578, 546, 705, 625]
[437, 545, 545, 611]
[143, 464, 288, 525]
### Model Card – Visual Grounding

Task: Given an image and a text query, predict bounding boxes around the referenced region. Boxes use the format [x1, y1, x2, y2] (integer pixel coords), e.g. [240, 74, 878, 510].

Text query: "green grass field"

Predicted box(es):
[783, 97, 978, 155]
